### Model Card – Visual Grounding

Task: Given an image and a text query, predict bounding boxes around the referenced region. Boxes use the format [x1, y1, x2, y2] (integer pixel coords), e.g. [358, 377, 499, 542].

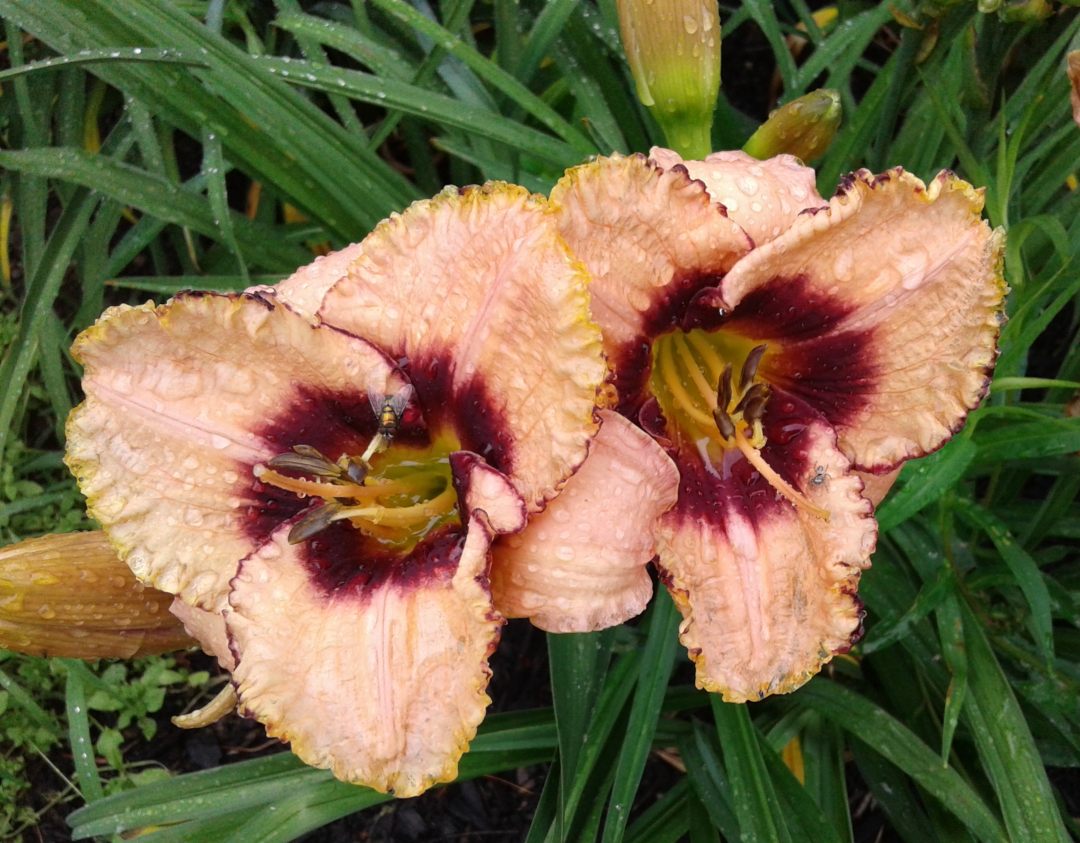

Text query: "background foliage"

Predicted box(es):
[2, 0, 1080, 840]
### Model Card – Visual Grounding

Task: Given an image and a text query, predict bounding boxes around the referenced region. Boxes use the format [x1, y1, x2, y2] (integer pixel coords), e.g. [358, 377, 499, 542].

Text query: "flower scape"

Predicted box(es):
[61, 150, 1005, 796]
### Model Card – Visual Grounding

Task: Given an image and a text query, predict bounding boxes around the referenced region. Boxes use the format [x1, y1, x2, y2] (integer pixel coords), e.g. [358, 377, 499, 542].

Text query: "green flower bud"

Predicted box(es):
[998, 0, 1052, 21]
[617, 0, 721, 159]
[742, 89, 841, 163]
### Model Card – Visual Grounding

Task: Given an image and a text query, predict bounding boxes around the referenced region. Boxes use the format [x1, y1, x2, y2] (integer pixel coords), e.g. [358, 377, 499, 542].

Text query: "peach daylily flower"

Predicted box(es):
[491, 150, 1006, 703]
[64, 183, 606, 796]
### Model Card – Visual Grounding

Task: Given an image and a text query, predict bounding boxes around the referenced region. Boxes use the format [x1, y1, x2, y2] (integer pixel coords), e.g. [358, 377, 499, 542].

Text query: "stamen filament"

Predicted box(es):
[660, 342, 715, 427]
[674, 334, 718, 412]
[733, 426, 831, 521]
[332, 483, 458, 527]
[255, 466, 374, 500]
[685, 331, 726, 382]
[255, 465, 429, 503]
[360, 432, 388, 465]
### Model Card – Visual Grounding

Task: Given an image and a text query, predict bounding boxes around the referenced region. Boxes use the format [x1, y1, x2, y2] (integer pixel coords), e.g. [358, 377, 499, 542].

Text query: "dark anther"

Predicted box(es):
[718, 364, 733, 411]
[713, 406, 736, 440]
[733, 382, 773, 417]
[742, 395, 769, 423]
[345, 459, 368, 485]
[293, 444, 329, 460]
[288, 502, 342, 544]
[739, 344, 768, 392]
[267, 453, 343, 478]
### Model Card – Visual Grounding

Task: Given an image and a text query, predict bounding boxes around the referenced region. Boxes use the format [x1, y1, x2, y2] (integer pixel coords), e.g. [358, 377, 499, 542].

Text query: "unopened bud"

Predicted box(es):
[998, 0, 1051, 20]
[742, 89, 841, 163]
[617, 0, 721, 159]
[0, 532, 195, 659]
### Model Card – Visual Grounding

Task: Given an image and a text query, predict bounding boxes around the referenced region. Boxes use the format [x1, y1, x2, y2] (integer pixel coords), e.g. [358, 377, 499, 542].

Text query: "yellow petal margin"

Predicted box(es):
[65, 292, 399, 611]
[657, 416, 876, 702]
[490, 411, 679, 631]
[321, 183, 607, 513]
[720, 168, 1006, 473]
[0, 532, 193, 658]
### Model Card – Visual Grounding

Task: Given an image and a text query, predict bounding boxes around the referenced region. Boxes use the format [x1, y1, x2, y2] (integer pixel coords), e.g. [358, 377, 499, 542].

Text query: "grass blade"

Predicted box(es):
[63, 661, 104, 803]
[0, 148, 312, 271]
[797, 680, 1008, 843]
[875, 438, 977, 534]
[711, 700, 792, 843]
[958, 599, 1070, 843]
[255, 58, 583, 168]
[600, 590, 681, 843]
[955, 497, 1054, 664]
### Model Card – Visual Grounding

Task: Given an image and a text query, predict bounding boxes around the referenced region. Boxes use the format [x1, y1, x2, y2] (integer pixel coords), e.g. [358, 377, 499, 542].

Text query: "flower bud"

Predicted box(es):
[617, 0, 721, 159]
[998, 0, 1052, 20]
[0, 532, 195, 659]
[742, 89, 841, 163]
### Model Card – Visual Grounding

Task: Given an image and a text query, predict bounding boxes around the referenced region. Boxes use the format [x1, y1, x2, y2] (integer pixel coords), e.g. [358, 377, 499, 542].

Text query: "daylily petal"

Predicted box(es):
[66, 291, 400, 610]
[490, 410, 679, 632]
[655, 391, 875, 702]
[856, 467, 901, 507]
[321, 183, 607, 511]
[226, 509, 502, 797]
[0, 532, 194, 659]
[719, 168, 1006, 473]
[648, 147, 826, 246]
[169, 598, 235, 671]
[549, 153, 751, 410]
[271, 242, 366, 321]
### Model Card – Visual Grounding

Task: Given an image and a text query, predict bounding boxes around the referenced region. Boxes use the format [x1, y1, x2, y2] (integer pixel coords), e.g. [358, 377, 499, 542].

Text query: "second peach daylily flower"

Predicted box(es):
[64, 184, 606, 795]
[492, 149, 1006, 703]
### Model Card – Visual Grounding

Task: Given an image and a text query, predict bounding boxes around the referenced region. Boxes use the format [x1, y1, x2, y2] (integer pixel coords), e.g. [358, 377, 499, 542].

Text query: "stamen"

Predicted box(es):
[360, 432, 389, 466]
[686, 331, 726, 381]
[289, 502, 343, 544]
[253, 465, 374, 501]
[293, 444, 331, 460]
[342, 458, 368, 485]
[733, 382, 772, 417]
[718, 364, 733, 413]
[733, 426, 830, 521]
[267, 452, 343, 478]
[740, 344, 768, 392]
[674, 334, 718, 411]
[333, 483, 458, 527]
[712, 405, 736, 441]
[660, 345, 715, 427]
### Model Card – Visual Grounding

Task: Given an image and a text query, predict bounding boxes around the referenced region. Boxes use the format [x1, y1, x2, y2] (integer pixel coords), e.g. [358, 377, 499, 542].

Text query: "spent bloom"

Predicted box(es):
[64, 184, 607, 795]
[492, 149, 1005, 701]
